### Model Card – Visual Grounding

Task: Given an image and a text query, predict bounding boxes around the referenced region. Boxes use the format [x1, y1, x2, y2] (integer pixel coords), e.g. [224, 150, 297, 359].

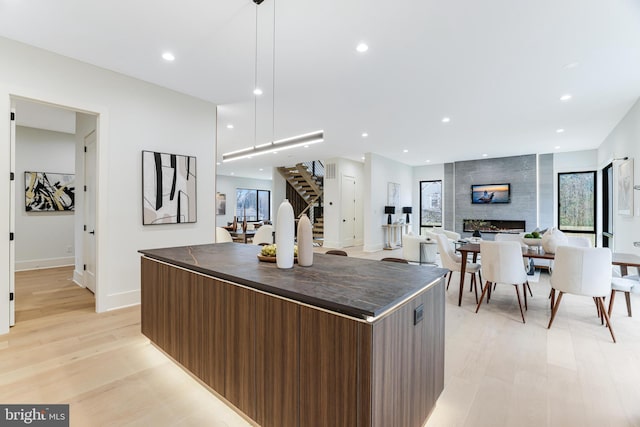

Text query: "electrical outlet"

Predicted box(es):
[414, 304, 424, 325]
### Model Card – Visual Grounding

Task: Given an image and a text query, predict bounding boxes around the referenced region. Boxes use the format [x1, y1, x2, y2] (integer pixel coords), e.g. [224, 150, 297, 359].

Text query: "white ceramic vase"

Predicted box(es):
[297, 214, 313, 267]
[275, 199, 295, 269]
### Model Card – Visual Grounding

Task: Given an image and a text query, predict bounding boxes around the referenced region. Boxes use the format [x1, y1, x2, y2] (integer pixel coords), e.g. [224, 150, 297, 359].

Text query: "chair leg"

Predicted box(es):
[522, 283, 528, 310]
[625, 291, 632, 317]
[594, 297, 603, 325]
[607, 290, 615, 317]
[526, 281, 533, 297]
[597, 297, 617, 343]
[550, 288, 555, 311]
[475, 281, 491, 313]
[515, 285, 526, 323]
[547, 291, 564, 329]
[472, 273, 479, 304]
[446, 272, 452, 290]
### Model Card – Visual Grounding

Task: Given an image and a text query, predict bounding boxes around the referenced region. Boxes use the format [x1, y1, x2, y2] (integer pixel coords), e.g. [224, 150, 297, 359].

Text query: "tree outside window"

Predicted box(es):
[558, 171, 596, 233]
[420, 180, 442, 228]
[236, 189, 270, 221]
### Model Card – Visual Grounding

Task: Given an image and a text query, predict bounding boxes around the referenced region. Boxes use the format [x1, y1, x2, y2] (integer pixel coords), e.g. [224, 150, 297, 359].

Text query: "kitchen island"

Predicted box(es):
[140, 243, 447, 427]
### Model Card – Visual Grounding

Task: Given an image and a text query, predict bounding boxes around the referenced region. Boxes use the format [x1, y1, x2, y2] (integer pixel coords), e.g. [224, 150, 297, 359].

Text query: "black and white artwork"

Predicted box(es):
[143, 150, 197, 225]
[25, 171, 75, 212]
[617, 158, 634, 216]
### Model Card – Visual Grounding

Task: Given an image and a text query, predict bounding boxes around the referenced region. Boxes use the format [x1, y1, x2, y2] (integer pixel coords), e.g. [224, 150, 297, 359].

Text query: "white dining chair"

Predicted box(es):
[251, 224, 274, 245]
[476, 241, 530, 323]
[435, 234, 481, 304]
[548, 246, 615, 342]
[215, 227, 233, 243]
[609, 275, 638, 317]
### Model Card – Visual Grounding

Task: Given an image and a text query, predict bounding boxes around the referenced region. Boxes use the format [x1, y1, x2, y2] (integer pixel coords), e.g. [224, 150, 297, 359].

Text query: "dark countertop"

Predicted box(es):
[139, 243, 448, 320]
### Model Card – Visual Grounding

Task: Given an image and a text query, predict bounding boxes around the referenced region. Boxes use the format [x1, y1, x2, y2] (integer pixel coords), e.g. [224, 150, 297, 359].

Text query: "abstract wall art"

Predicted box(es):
[142, 150, 197, 225]
[617, 158, 634, 216]
[25, 171, 75, 212]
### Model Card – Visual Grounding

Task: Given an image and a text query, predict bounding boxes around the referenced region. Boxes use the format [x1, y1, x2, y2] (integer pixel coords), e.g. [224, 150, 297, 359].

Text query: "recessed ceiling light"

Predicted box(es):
[564, 62, 579, 69]
[226, 124, 234, 129]
[356, 43, 369, 53]
[259, 168, 264, 171]
[482, 153, 488, 157]
[362, 132, 368, 138]
[162, 52, 175, 61]
[441, 117, 451, 123]
[554, 145, 561, 150]
[304, 145, 309, 148]
[272, 151, 278, 154]
[403, 149, 409, 153]
[216, 162, 221, 166]
[230, 172, 235, 175]
[361, 156, 365, 160]
[560, 94, 572, 102]
[253, 88, 263, 96]
[425, 160, 431, 163]
[556, 128, 565, 133]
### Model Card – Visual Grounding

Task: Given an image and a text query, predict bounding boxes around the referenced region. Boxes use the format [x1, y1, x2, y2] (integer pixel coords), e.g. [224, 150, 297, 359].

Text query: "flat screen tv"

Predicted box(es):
[471, 183, 510, 204]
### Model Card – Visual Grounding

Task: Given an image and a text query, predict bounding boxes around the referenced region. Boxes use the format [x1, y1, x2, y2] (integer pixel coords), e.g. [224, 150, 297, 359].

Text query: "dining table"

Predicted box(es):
[454, 242, 640, 307]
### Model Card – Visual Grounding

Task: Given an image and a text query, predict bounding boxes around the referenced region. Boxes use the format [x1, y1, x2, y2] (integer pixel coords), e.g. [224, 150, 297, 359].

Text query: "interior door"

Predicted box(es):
[9, 106, 16, 326]
[341, 175, 356, 247]
[83, 131, 97, 293]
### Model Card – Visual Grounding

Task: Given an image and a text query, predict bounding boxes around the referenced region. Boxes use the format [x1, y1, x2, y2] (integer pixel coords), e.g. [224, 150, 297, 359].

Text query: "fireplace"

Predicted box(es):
[463, 219, 525, 234]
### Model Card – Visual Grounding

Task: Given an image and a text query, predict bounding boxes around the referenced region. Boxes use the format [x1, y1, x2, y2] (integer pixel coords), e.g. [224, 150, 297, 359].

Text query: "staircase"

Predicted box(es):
[278, 161, 324, 244]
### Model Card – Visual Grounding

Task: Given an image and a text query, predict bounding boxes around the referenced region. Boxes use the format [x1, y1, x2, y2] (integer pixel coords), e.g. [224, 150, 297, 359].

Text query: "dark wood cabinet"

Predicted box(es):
[141, 252, 444, 427]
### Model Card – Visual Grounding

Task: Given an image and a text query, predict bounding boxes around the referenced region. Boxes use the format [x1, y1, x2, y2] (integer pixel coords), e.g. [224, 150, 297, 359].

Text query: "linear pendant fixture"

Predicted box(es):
[222, 130, 324, 162]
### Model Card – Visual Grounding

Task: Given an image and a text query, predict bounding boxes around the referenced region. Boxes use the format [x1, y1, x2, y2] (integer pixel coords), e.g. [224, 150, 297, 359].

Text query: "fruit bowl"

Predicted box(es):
[522, 237, 542, 247]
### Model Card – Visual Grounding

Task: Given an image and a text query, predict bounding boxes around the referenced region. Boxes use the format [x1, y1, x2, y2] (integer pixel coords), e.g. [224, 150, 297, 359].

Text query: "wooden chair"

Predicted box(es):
[380, 257, 409, 264]
[325, 250, 348, 256]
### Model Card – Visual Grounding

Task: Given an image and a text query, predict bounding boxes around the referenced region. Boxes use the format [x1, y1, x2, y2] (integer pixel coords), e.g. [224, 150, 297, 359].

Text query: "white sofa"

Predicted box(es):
[402, 233, 437, 264]
[421, 227, 461, 244]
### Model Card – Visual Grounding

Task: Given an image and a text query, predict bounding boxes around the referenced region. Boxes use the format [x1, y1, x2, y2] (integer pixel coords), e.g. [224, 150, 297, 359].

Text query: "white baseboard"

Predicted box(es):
[105, 290, 141, 311]
[72, 270, 84, 287]
[322, 240, 341, 249]
[363, 243, 384, 252]
[15, 257, 75, 272]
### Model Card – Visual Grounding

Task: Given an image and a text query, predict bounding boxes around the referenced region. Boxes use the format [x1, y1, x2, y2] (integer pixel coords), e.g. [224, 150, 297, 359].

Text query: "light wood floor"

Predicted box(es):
[3, 261, 640, 426]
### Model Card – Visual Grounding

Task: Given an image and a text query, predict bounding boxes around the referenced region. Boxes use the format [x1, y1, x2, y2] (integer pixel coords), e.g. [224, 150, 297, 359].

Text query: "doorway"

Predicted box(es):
[341, 175, 356, 247]
[9, 97, 98, 325]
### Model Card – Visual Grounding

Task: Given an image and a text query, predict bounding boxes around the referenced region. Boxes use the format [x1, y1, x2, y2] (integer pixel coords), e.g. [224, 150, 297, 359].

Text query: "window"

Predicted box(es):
[602, 163, 613, 247]
[419, 180, 442, 228]
[558, 171, 596, 235]
[236, 188, 270, 221]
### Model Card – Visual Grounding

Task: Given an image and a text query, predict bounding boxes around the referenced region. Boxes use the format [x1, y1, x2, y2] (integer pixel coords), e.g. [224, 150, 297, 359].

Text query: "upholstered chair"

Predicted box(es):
[402, 234, 437, 264]
[476, 241, 530, 323]
[435, 234, 481, 305]
[609, 275, 638, 317]
[325, 250, 348, 256]
[215, 227, 234, 243]
[251, 224, 274, 245]
[548, 246, 615, 343]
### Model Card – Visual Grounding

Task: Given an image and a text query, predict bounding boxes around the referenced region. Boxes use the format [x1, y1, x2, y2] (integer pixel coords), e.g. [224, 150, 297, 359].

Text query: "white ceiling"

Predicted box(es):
[2, 0, 640, 180]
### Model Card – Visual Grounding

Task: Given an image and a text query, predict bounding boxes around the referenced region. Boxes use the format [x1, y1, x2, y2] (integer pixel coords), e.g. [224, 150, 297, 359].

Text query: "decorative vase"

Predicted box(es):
[275, 199, 295, 269]
[297, 214, 313, 267]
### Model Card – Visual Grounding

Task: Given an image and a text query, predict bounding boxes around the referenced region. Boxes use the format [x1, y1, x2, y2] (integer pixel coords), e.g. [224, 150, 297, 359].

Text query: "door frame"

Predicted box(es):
[7, 93, 107, 324]
[341, 174, 356, 247]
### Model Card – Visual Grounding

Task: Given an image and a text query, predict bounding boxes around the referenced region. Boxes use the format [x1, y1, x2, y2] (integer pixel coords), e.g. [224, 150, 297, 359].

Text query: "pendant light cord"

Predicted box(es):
[272, 0, 276, 144]
[254, 2, 258, 150]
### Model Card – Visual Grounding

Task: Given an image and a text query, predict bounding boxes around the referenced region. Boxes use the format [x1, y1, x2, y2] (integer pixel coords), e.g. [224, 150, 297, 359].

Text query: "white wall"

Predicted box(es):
[15, 126, 75, 270]
[0, 37, 217, 334]
[412, 164, 445, 235]
[216, 174, 272, 226]
[597, 98, 640, 254]
[323, 157, 364, 248]
[363, 153, 413, 252]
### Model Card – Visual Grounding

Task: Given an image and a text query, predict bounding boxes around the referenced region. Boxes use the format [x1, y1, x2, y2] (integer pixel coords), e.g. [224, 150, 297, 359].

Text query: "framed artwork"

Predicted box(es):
[142, 150, 197, 225]
[25, 171, 75, 212]
[387, 182, 400, 208]
[216, 192, 226, 215]
[617, 158, 634, 216]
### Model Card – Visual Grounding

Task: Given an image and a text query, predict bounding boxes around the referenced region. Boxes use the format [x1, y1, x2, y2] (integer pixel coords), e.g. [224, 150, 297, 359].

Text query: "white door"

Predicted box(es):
[83, 131, 97, 293]
[341, 175, 356, 247]
[9, 106, 16, 326]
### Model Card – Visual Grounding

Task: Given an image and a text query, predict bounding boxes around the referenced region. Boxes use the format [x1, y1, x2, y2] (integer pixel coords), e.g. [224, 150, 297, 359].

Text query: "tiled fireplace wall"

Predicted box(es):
[453, 154, 538, 238]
